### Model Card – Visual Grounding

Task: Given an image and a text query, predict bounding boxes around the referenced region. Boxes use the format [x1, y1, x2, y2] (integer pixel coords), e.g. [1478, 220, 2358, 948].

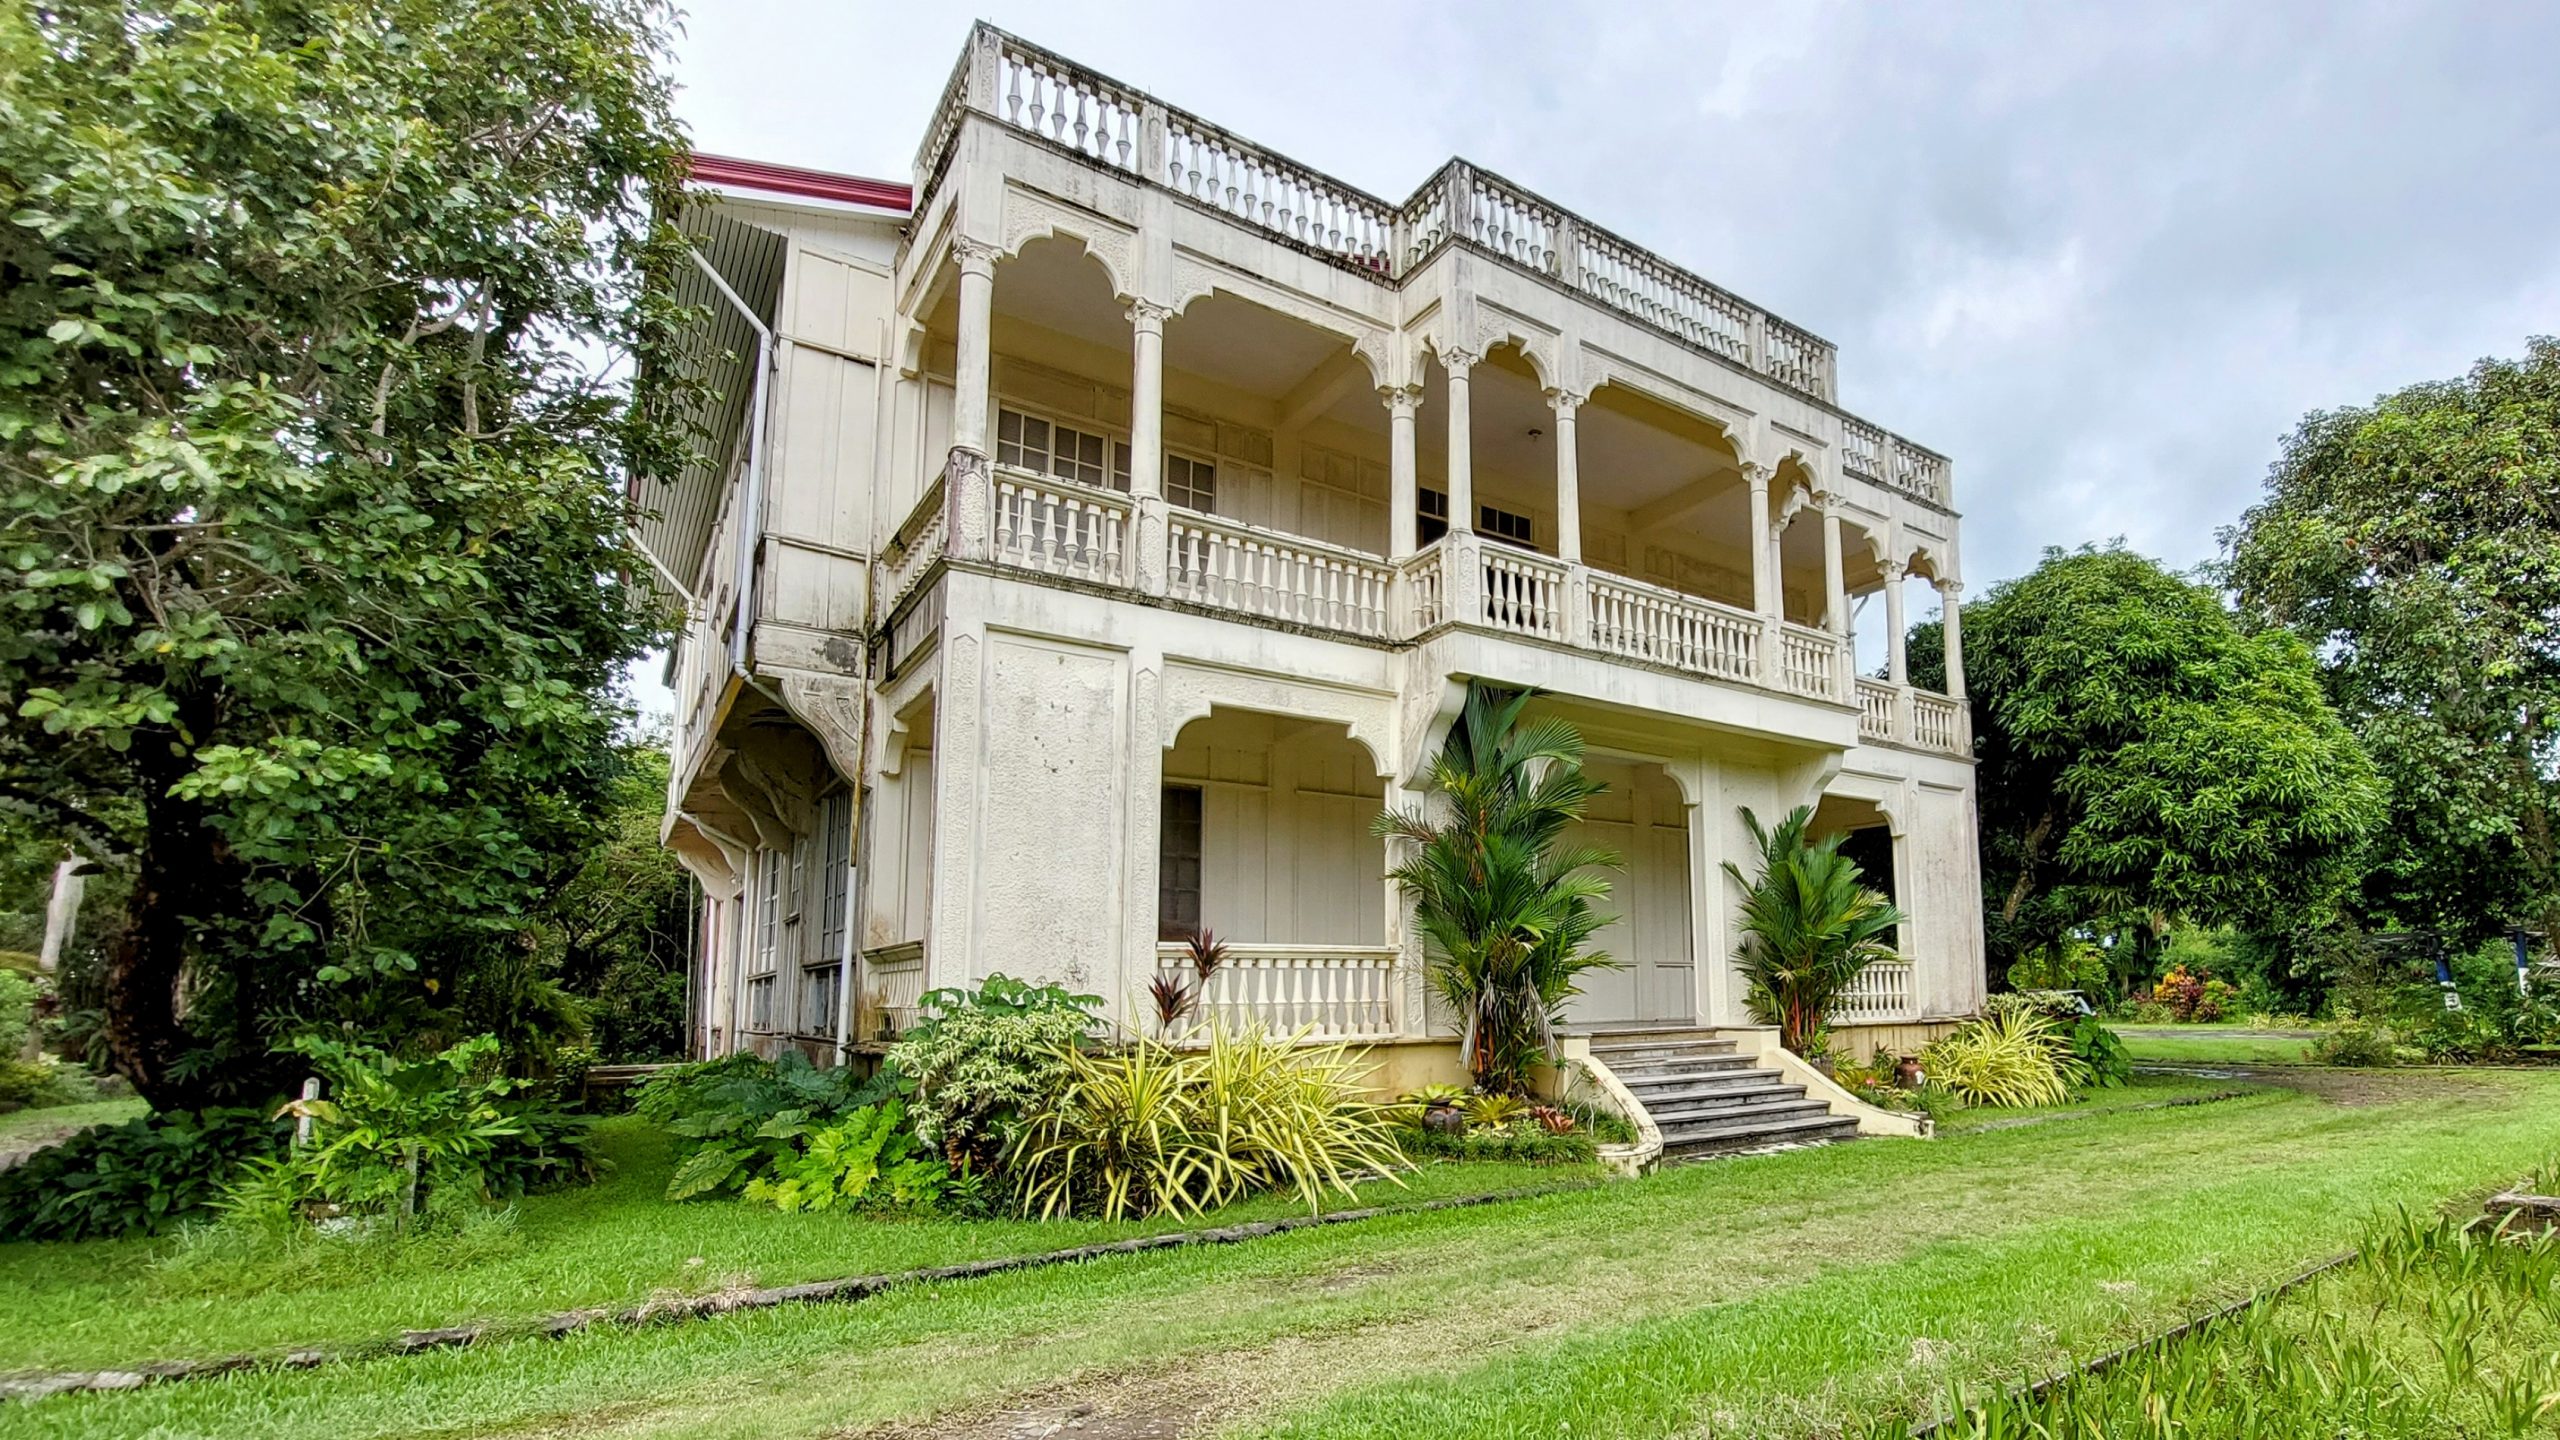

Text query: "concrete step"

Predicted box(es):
[1589, 1035, 1738, 1061]
[1645, 1093, 1833, 1128]
[1607, 1052, 1760, 1079]
[1660, 1113, 1862, 1157]
[1618, 1064, 1784, 1095]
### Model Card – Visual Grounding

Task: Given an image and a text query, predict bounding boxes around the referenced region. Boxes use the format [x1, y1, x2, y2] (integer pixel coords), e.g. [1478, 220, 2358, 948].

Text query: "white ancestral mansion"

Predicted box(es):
[649, 25, 1986, 1081]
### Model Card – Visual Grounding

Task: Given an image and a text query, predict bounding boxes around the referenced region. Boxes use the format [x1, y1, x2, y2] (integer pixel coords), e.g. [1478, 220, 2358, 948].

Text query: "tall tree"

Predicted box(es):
[1922, 548, 2384, 980]
[0, 2, 691, 1104]
[2226, 339, 2560, 963]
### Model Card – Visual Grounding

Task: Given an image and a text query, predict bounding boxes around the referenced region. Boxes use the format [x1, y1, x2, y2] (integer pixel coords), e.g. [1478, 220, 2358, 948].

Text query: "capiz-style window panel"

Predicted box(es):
[1165, 453, 1216, 514]
[996, 407, 1131, 492]
[1158, 785, 1204, 941]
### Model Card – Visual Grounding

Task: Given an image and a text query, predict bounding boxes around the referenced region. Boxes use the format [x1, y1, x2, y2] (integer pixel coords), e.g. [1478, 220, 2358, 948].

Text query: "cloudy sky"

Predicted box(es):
[647, 0, 2555, 701]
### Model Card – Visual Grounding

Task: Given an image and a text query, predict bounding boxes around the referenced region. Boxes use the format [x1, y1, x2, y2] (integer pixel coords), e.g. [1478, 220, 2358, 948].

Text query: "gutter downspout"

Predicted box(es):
[688, 245, 776, 682]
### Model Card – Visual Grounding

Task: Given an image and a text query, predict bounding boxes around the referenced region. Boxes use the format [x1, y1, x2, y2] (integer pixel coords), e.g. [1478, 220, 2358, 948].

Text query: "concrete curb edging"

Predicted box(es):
[0, 1177, 1607, 1405]
[1553, 1036, 1663, 1176]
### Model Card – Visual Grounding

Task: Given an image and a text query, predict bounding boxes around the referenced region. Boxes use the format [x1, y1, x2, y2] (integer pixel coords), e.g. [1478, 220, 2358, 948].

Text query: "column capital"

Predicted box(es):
[1881, 555, 1908, 582]
[1543, 387, 1586, 416]
[1124, 298, 1175, 333]
[1740, 460, 1775, 489]
[1935, 577, 1964, 599]
[1379, 384, 1424, 417]
[951, 235, 1000, 277]
[1811, 484, 1847, 513]
[1438, 344, 1482, 372]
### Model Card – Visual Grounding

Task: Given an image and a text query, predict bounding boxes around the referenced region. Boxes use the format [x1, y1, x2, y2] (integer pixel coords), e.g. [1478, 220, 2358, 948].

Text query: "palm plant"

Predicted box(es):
[1374, 686, 1618, 1095]
[1721, 805, 1906, 1056]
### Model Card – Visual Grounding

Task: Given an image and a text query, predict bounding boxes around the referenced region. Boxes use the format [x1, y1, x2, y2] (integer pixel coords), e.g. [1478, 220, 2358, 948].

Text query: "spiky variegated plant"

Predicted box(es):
[1374, 686, 1618, 1094]
[1722, 805, 1907, 1055]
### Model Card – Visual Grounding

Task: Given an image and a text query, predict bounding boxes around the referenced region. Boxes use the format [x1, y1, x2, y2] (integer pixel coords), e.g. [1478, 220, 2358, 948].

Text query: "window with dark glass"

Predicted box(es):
[1480, 503, 1535, 548]
[1165, 453, 1217, 513]
[1158, 785, 1204, 941]
[1418, 486, 1449, 544]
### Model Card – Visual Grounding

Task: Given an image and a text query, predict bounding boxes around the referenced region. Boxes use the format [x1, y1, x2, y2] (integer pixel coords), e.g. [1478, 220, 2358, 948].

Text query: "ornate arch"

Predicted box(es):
[1159, 663, 1395, 778]
[996, 189, 1136, 297]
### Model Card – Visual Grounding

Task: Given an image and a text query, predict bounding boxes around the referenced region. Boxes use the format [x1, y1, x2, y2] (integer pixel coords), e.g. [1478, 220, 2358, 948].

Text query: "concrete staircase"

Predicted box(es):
[1588, 1028, 1861, 1160]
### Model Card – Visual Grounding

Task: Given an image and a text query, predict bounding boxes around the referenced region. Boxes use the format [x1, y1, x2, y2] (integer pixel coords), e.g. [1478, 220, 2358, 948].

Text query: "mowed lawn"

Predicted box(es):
[2112, 1025, 2320, 1064]
[6, 1071, 2555, 1440]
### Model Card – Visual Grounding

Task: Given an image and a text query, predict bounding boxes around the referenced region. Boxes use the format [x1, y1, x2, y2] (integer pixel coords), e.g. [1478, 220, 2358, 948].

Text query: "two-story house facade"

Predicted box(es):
[645, 25, 1985, 1083]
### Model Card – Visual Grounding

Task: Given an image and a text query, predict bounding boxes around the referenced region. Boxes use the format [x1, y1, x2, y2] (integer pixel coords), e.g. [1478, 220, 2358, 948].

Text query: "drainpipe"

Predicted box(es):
[688, 245, 776, 682]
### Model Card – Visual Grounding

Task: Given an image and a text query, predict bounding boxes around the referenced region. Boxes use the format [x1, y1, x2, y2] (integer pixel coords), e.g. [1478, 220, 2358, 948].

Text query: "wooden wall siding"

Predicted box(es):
[1561, 760, 1694, 1026]
[861, 737, 935, 951]
[1163, 712, 1386, 948]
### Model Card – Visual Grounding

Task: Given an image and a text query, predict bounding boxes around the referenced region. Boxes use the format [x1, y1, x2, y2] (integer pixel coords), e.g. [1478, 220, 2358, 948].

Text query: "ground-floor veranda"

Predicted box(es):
[671, 571, 1987, 1065]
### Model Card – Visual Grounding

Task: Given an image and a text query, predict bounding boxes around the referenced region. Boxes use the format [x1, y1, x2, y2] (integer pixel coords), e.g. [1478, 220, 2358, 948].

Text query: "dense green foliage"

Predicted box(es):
[0, 1105, 287, 1240]
[0, 1, 692, 1103]
[633, 1050, 904, 1202]
[539, 744, 693, 1062]
[234, 1033, 594, 1232]
[1006, 1026, 1406, 1220]
[1722, 805, 1906, 1054]
[1377, 687, 1616, 1094]
[884, 973, 1101, 1169]
[1927, 548, 2383, 980]
[2226, 338, 2560, 963]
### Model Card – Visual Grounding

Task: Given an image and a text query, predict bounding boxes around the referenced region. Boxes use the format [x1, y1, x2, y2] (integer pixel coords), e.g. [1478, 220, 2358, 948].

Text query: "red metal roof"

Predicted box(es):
[689, 153, 912, 213]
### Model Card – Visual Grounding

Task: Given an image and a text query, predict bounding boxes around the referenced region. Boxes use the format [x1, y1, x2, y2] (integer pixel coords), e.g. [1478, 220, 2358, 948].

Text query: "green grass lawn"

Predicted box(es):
[5, 1071, 2554, 1440]
[1933, 1069, 2255, 1131]
[0, 1116, 1596, 1374]
[0, 1098, 145, 1155]
[2113, 1029, 2318, 1064]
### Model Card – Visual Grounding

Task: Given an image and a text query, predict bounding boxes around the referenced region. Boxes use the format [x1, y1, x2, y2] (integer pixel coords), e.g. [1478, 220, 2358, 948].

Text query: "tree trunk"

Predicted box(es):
[101, 797, 211, 1108]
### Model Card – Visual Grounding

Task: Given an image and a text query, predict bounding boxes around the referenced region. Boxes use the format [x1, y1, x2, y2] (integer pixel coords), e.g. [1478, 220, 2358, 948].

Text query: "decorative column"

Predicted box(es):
[1548, 389, 1584, 563]
[1939, 579, 1967, 698]
[1126, 299, 1172, 595]
[1818, 494, 1846, 636]
[1441, 346, 1478, 535]
[1883, 559, 1909, 684]
[945, 237, 999, 560]
[1384, 386, 1422, 558]
[1551, 389, 1589, 647]
[1744, 463, 1779, 682]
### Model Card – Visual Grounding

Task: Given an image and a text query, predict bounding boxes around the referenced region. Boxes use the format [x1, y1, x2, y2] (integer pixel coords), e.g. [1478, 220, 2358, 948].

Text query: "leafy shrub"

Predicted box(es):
[242, 1033, 594, 1231]
[1008, 1026, 1405, 1220]
[1463, 1093, 1531, 1128]
[1395, 1117, 1597, 1165]
[639, 1050, 900, 1201]
[2309, 1019, 2396, 1067]
[886, 974, 1100, 1168]
[1924, 1009, 2088, 1108]
[0, 1107, 290, 1241]
[2068, 1016, 2132, 1088]
[737, 1100, 947, 1212]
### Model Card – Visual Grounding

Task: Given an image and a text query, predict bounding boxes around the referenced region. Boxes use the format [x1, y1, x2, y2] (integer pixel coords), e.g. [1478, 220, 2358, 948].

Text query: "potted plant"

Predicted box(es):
[1406, 1083, 1469, 1136]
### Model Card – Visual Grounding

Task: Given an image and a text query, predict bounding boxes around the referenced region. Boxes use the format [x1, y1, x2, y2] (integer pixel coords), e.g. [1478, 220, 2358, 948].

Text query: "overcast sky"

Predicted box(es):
[637, 1, 2558, 712]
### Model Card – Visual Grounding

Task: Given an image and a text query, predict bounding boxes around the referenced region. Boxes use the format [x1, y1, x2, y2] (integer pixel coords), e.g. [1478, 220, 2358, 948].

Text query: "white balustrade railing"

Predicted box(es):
[1461, 168, 1564, 274]
[1911, 691, 1965, 754]
[1893, 440, 1950, 505]
[1576, 224, 1753, 365]
[1842, 420, 1889, 483]
[1777, 624, 1844, 701]
[1478, 546, 1570, 641]
[1157, 943, 1400, 1043]
[1167, 514, 1395, 638]
[996, 41, 1145, 175]
[991, 466, 1129, 584]
[861, 940, 929, 1039]
[876, 477, 947, 617]
[1856, 678, 1897, 743]
[1400, 171, 1452, 271]
[1763, 319, 1834, 399]
[1833, 958, 1914, 1024]
[1164, 118, 1396, 274]
[1587, 572, 1760, 683]
[1400, 542, 1448, 631]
